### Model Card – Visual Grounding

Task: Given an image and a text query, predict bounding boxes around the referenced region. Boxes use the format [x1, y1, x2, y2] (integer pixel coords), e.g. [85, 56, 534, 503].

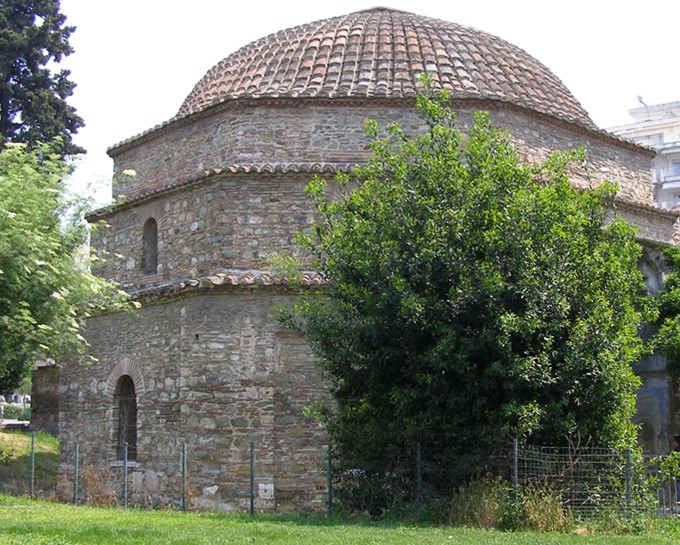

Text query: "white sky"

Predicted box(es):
[58, 0, 680, 205]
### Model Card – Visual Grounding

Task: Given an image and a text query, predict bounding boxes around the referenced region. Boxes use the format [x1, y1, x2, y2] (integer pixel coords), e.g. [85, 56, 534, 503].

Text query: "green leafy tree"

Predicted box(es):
[651, 247, 680, 378]
[285, 92, 647, 492]
[0, 0, 84, 157]
[0, 142, 128, 393]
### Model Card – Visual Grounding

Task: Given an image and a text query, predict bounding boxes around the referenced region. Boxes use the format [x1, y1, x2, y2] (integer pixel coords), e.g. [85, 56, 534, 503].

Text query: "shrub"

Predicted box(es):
[448, 477, 509, 528]
[0, 444, 13, 465]
[2, 403, 31, 421]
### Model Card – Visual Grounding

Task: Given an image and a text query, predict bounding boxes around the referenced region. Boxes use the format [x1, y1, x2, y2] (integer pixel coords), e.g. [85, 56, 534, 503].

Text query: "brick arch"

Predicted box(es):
[105, 358, 145, 397]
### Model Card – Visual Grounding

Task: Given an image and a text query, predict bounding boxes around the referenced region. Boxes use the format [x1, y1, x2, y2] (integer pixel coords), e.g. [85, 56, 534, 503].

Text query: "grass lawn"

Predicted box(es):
[1, 495, 680, 545]
[0, 430, 60, 497]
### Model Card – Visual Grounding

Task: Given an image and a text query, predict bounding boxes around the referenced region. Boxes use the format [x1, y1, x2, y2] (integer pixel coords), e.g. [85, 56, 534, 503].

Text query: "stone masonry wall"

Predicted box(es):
[93, 174, 316, 287]
[96, 101, 667, 290]
[110, 99, 654, 209]
[30, 364, 59, 436]
[64, 95, 676, 512]
[58, 289, 328, 511]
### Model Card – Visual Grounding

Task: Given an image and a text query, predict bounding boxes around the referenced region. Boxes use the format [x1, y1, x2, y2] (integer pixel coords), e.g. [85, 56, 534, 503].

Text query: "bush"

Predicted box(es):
[2, 404, 30, 421]
[0, 444, 13, 465]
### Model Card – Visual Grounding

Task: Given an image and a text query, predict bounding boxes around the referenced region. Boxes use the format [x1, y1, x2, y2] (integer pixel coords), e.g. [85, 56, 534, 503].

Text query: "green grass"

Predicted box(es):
[0, 430, 60, 496]
[1, 495, 679, 545]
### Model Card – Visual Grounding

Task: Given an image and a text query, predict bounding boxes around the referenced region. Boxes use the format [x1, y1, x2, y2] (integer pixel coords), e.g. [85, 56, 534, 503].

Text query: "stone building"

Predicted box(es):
[52, 8, 679, 509]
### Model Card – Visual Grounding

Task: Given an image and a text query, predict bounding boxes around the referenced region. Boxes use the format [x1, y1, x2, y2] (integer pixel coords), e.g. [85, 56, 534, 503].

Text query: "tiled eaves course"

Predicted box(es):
[86, 154, 680, 246]
[90, 152, 673, 226]
[86, 162, 357, 222]
[126, 270, 326, 303]
[177, 7, 595, 130]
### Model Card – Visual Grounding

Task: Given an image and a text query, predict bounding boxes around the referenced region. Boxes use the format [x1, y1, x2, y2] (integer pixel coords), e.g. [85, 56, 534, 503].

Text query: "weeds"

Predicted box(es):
[449, 477, 509, 528]
[79, 464, 119, 508]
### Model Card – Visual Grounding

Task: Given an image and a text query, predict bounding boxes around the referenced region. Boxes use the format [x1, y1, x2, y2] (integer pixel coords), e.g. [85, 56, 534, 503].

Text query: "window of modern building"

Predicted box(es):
[113, 375, 137, 461]
[141, 218, 158, 274]
[632, 133, 664, 147]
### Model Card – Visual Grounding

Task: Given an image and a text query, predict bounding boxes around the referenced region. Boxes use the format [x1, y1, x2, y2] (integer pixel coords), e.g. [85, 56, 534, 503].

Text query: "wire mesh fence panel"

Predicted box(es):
[514, 445, 632, 516]
[270, 446, 330, 513]
[0, 429, 59, 500]
[643, 458, 680, 518]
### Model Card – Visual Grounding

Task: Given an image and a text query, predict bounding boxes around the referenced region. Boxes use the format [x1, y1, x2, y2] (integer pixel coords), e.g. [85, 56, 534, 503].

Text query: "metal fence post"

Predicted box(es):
[512, 437, 518, 499]
[73, 444, 79, 504]
[181, 442, 187, 511]
[29, 431, 35, 499]
[415, 441, 423, 507]
[625, 448, 632, 519]
[122, 442, 128, 507]
[249, 441, 255, 515]
[327, 442, 333, 517]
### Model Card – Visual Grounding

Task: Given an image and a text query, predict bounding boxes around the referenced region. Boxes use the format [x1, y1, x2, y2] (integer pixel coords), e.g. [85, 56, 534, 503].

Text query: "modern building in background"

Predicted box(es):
[610, 100, 680, 209]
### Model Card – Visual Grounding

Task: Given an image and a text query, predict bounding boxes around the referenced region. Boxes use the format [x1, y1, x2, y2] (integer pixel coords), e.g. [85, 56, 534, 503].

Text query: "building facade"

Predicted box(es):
[49, 8, 680, 510]
[610, 101, 680, 209]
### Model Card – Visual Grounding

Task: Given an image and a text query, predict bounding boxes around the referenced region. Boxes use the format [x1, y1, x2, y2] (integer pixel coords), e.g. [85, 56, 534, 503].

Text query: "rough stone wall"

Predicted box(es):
[58, 289, 328, 511]
[30, 364, 59, 436]
[96, 100, 669, 291]
[110, 99, 654, 209]
[93, 175, 315, 287]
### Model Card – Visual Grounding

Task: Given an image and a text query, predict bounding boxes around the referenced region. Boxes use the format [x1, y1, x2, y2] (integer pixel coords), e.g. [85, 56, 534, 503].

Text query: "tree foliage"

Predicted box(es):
[0, 0, 84, 158]
[287, 92, 647, 468]
[651, 247, 680, 378]
[0, 142, 128, 393]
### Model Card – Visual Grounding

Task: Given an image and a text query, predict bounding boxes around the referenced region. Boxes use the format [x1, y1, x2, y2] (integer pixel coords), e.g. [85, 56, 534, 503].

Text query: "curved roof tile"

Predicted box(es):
[178, 8, 594, 128]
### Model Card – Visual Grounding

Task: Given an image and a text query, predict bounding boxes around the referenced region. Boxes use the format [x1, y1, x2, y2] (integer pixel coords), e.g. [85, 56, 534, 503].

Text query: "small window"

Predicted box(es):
[113, 375, 137, 461]
[141, 218, 158, 274]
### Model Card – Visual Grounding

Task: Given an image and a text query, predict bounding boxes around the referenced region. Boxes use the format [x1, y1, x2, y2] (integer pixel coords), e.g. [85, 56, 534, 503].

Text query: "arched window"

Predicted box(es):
[640, 260, 661, 296]
[141, 218, 158, 274]
[113, 375, 137, 461]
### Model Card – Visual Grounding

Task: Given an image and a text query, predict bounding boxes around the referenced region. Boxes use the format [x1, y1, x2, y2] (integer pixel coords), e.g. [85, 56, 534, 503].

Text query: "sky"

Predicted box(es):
[57, 0, 680, 205]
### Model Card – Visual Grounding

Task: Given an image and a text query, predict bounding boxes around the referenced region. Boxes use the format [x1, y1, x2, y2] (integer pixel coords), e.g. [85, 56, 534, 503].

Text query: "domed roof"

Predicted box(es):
[178, 8, 593, 128]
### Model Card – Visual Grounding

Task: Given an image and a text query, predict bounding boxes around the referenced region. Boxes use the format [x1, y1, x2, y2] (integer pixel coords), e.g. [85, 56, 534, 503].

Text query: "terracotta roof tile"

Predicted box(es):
[88, 162, 359, 220]
[128, 270, 326, 300]
[178, 8, 594, 128]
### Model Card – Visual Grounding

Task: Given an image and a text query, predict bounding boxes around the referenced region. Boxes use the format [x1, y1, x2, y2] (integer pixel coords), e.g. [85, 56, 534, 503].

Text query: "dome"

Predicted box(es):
[178, 8, 594, 128]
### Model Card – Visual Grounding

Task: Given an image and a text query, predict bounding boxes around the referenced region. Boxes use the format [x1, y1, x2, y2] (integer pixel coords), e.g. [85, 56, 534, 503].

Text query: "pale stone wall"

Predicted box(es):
[58, 289, 328, 510]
